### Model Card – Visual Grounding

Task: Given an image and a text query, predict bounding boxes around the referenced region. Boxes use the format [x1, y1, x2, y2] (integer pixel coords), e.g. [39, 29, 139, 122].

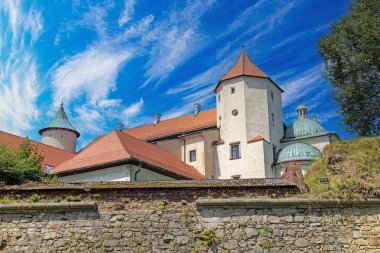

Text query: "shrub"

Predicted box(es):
[0, 138, 44, 185]
[28, 194, 41, 203]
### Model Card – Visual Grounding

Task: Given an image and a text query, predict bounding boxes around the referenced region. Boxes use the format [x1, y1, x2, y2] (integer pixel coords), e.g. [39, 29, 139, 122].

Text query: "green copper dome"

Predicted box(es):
[38, 104, 80, 137]
[285, 118, 327, 139]
[285, 104, 327, 139]
[277, 143, 320, 163]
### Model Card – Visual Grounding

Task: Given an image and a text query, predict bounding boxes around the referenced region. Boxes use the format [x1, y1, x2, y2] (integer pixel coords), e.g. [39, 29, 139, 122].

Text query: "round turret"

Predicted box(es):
[39, 104, 79, 153]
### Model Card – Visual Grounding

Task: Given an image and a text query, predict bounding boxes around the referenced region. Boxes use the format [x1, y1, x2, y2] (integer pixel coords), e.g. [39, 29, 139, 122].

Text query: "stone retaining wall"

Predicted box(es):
[0, 199, 379, 252]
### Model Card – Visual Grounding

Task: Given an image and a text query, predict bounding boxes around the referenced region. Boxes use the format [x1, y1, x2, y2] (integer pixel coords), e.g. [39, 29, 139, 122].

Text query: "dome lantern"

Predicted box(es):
[296, 104, 308, 119]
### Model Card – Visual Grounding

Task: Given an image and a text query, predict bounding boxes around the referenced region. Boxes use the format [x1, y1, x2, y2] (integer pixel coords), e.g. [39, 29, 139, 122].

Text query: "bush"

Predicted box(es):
[28, 194, 41, 203]
[0, 137, 44, 185]
[304, 137, 380, 199]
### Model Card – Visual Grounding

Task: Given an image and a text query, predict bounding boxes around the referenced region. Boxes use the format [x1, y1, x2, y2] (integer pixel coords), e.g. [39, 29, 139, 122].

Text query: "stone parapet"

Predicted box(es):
[0, 202, 98, 214]
[196, 198, 380, 209]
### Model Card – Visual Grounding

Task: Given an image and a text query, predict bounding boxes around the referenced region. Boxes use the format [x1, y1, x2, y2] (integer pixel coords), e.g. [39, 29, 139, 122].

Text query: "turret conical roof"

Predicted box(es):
[39, 104, 80, 137]
[220, 49, 268, 81]
[214, 48, 283, 92]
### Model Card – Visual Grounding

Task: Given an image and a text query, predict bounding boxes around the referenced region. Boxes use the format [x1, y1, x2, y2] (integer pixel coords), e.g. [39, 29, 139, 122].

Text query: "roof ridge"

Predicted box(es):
[0, 130, 75, 154]
[124, 108, 216, 131]
[114, 130, 132, 158]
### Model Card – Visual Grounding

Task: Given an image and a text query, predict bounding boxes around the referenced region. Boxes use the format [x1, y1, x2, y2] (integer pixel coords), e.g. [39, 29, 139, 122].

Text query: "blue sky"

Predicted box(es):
[0, 0, 354, 148]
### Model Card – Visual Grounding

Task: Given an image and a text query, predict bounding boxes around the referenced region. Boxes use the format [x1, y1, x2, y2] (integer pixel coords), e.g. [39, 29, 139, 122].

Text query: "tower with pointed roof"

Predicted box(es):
[39, 103, 80, 153]
[214, 48, 284, 179]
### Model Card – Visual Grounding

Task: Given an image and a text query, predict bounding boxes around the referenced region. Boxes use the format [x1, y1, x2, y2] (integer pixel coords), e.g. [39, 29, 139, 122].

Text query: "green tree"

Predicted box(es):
[318, 0, 380, 136]
[0, 137, 44, 185]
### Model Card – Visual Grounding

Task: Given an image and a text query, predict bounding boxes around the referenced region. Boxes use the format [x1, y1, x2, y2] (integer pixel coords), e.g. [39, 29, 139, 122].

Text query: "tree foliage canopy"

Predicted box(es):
[0, 137, 44, 185]
[318, 0, 380, 136]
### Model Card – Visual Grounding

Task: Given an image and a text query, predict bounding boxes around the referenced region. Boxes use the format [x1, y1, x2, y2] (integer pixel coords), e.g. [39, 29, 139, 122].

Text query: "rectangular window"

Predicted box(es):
[218, 94, 220, 102]
[189, 150, 196, 162]
[230, 143, 240, 159]
[231, 87, 235, 94]
[231, 175, 241, 180]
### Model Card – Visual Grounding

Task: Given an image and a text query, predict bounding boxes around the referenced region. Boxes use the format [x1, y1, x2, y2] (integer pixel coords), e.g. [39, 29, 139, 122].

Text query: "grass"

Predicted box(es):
[304, 137, 380, 200]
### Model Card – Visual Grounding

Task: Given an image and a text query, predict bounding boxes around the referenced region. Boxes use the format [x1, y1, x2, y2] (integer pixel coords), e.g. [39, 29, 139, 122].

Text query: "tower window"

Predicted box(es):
[232, 109, 238, 116]
[230, 143, 240, 160]
[189, 150, 196, 162]
[218, 94, 220, 102]
[61, 134, 63, 138]
[231, 87, 235, 94]
[231, 175, 241, 180]
[272, 113, 275, 125]
[271, 91, 274, 100]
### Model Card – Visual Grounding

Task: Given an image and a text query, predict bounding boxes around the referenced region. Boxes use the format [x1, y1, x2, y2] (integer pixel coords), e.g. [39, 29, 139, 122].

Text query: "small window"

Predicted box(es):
[189, 150, 196, 162]
[232, 109, 238, 116]
[231, 87, 235, 94]
[61, 134, 63, 138]
[218, 94, 220, 102]
[271, 113, 275, 125]
[271, 91, 274, 100]
[230, 143, 240, 159]
[231, 175, 241, 180]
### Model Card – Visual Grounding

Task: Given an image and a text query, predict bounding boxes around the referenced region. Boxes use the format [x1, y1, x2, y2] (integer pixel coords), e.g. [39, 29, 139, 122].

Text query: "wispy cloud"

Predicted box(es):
[51, 44, 131, 105]
[140, 0, 216, 88]
[119, 0, 135, 27]
[0, 0, 43, 134]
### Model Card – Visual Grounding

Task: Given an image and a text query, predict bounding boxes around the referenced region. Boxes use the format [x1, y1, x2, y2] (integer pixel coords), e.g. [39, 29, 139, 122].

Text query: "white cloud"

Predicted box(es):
[281, 65, 324, 108]
[139, 0, 216, 88]
[0, 1, 43, 134]
[123, 98, 144, 117]
[51, 44, 132, 105]
[119, 0, 135, 27]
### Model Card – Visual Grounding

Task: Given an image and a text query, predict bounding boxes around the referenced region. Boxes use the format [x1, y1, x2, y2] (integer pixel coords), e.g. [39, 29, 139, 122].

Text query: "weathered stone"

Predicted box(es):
[245, 228, 258, 238]
[295, 238, 309, 247]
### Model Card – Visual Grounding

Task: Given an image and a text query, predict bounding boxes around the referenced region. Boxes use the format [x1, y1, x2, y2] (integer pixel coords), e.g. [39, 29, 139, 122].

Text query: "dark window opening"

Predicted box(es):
[189, 150, 196, 162]
[231, 175, 241, 180]
[271, 91, 274, 100]
[230, 144, 240, 159]
[218, 94, 220, 102]
[231, 87, 235, 94]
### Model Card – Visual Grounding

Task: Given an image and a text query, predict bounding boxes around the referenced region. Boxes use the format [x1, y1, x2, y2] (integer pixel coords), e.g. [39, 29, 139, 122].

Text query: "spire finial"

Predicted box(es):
[61, 99, 64, 107]
[242, 44, 245, 50]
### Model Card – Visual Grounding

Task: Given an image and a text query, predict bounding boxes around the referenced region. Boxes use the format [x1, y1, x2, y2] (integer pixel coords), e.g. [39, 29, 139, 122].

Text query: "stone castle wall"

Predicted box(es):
[0, 199, 379, 253]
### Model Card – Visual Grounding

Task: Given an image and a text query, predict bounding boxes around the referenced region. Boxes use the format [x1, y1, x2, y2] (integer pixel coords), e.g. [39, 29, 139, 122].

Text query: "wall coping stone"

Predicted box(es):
[0, 202, 98, 214]
[0, 179, 296, 191]
[196, 198, 380, 209]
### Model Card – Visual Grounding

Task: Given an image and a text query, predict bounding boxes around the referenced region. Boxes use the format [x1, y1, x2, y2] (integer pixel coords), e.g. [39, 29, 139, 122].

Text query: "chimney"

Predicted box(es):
[194, 103, 201, 116]
[154, 113, 161, 125]
[118, 123, 125, 131]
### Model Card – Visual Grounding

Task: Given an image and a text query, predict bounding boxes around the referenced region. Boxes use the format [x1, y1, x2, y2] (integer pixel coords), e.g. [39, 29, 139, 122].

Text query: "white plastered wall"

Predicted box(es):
[281, 134, 337, 152]
[58, 164, 132, 183]
[181, 133, 205, 176]
[41, 129, 77, 153]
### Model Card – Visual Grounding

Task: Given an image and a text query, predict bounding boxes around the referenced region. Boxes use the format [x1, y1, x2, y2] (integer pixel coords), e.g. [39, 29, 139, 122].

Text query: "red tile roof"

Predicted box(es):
[0, 130, 75, 167]
[247, 135, 267, 143]
[214, 49, 283, 92]
[220, 49, 268, 82]
[54, 130, 205, 180]
[124, 108, 217, 141]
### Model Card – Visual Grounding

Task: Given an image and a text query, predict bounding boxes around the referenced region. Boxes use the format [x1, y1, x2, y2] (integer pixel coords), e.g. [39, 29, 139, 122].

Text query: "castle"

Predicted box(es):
[0, 49, 338, 182]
